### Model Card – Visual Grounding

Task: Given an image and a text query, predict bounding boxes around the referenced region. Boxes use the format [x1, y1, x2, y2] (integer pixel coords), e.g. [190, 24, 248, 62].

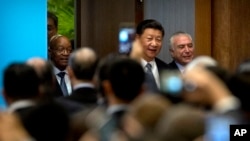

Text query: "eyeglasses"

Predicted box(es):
[53, 47, 72, 54]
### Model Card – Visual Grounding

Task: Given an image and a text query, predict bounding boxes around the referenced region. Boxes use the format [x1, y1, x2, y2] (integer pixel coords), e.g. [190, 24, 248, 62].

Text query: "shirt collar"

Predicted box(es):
[175, 61, 185, 73]
[7, 100, 36, 113]
[53, 65, 68, 75]
[141, 58, 156, 68]
[73, 83, 95, 90]
[107, 104, 128, 115]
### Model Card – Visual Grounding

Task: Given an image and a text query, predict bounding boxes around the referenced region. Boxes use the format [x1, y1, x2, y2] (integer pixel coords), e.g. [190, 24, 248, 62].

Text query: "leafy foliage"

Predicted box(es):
[48, 0, 74, 40]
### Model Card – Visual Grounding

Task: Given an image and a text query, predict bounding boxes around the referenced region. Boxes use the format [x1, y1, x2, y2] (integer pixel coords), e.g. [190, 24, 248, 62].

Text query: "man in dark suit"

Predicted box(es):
[168, 31, 195, 73]
[49, 34, 73, 97]
[26, 57, 59, 98]
[135, 19, 170, 93]
[26, 57, 84, 115]
[2, 62, 76, 141]
[57, 47, 99, 108]
[3, 62, 40, 114]
[99, 57, 145, 141]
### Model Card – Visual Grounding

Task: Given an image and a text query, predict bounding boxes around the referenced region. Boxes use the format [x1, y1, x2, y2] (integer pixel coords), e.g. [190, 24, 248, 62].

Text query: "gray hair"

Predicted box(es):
[169, 31, 193, 49]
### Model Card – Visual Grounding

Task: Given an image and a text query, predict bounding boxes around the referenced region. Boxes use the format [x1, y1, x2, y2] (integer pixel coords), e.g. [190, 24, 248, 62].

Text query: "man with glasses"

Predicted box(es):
[49, 34, 73, 97]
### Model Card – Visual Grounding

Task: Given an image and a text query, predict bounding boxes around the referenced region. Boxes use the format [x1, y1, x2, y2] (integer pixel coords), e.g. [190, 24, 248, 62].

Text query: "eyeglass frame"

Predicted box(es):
[51, 46, 72, 54]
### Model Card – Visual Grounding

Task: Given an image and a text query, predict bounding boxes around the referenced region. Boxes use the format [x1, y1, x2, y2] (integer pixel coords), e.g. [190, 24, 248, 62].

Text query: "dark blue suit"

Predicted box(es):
[144, 57, 170, 93]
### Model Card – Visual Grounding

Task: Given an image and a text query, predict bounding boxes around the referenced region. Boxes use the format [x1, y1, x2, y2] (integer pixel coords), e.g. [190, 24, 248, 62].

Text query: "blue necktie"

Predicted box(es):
[145, 63, 158, 92]
[57, 72, 68, 96]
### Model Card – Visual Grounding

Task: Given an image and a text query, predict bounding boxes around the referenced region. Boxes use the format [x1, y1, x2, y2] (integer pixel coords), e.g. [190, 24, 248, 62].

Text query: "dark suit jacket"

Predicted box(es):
[20, 101, 70, 141]
[155, 57, 171, 73]
[14, 106, 36, 121]
[54, 80, 64, 97]
[53, 70, 72, 98]
[57, 86, 98, 108]
[144, 57, 170, 93]
[168, 60, 180, 71]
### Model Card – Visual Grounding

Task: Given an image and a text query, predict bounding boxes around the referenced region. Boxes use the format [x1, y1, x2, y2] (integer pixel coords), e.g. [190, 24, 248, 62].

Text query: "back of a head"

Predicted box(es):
[68, 47, 99, 80]
[128, 94, 172, 130]
[95, 53, 122, 100]
[155, 104, 205, 141]
[26, 57, 55, 97]
[3, 62, 39, 101]
[136, 19, 165, 36]
[108, 57, 145, 101]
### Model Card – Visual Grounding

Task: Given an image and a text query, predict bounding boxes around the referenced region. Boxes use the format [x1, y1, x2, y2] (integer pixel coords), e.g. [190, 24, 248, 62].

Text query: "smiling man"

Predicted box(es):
[168, 31, 195, 73]
[136, 19, 169, 93]
[49, 34, 73, 96]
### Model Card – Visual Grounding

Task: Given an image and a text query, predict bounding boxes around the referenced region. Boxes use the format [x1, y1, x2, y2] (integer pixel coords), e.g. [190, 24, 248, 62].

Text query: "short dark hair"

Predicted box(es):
[95, 53, 122, 96]
[47, 11, 58, 28]
[3, 62, 39, 100]
[108, 57, 145, 101]
[136, 19, 165, 37]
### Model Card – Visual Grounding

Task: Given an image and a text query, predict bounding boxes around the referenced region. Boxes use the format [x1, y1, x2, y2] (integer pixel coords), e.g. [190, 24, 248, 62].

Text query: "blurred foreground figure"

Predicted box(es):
[0, 112, 34, 141]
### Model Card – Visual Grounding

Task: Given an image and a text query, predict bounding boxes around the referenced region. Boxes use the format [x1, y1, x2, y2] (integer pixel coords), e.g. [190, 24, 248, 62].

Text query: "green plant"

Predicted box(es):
[48, 0, 74, 40]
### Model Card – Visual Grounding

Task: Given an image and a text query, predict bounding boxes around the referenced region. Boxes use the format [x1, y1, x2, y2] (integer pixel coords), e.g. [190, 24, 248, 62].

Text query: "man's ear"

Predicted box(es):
[169, 47, 173, 53]
[67, 66, 74, 79]
[102, 80, 113, 97]
[169, 47, 174, 57]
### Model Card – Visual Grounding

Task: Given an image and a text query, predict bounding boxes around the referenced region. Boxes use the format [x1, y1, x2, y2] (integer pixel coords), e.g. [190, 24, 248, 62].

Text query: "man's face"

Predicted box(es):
[47, 17, 57, 42]
[170, 35, 194, 66]
[137, 28, 163, 62]
[50, 37, 72, 70]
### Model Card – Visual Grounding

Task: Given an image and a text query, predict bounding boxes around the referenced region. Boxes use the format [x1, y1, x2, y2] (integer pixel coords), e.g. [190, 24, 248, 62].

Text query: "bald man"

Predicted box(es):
[56, 47, 99, 108]
[49, 35, 73, 96]
[26, 57, 86, 115]
[26, 57, 58, 97]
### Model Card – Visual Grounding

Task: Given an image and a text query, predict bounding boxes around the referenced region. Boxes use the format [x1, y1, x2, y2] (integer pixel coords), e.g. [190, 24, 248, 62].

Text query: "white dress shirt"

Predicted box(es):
[53, 66, 72, 95]
[175, 61, 186, 73]
[141, 59, 160, 89]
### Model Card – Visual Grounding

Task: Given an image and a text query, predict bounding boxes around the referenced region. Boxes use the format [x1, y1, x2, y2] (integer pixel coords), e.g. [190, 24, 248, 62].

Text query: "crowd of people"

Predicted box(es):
[0, 12, 249, 141]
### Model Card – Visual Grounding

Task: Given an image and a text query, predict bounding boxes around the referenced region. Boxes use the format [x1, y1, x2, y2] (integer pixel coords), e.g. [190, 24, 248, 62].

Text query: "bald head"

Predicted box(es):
[26, 57, 47, 77]
[68, 47, 99, 80]
[74, 47, 97, 66]
[26, 57, 55, 96]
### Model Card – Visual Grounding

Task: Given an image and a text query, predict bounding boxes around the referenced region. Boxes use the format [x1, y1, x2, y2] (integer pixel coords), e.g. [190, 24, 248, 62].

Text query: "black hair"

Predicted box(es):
[136, 19, 165, 37]
[3, 62, 39, 100]
[47, 11, 58, 28]
[108, 57, 145, 101]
